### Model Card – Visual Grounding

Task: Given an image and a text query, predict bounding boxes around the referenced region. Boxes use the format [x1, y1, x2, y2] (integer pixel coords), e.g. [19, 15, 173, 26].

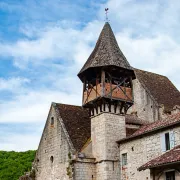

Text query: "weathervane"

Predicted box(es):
[105, 8, 109, 22]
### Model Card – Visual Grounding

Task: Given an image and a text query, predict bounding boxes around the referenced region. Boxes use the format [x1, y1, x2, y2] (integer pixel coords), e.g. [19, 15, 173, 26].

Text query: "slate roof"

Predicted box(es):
[118, 112, 180, 143]
[55, 103, 90, 151]
[55, 103, 145, 151]
[138, 145, 180, 171]
[78, 22, 133, 79]
[134, 69, 180, 111]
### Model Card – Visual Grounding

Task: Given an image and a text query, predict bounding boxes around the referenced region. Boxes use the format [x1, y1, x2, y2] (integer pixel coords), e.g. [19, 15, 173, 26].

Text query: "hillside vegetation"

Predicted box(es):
[0, 150, 36, 180]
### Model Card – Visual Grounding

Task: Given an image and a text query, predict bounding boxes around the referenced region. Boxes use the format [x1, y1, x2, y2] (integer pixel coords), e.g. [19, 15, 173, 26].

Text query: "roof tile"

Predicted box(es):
[138, 145, 180, 171]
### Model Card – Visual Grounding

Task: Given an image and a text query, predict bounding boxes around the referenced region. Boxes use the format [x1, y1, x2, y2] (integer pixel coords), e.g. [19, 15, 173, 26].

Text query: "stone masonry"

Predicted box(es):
[34, 106, 71, 180]
[119, 126, 180, 180]
[128, 79, 159, 123]
[91, 111, 126, 180]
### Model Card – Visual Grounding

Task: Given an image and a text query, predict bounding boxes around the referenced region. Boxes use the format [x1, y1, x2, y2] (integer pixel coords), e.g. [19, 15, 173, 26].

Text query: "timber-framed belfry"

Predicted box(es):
[24, 21, 180, 180]
[78, 22, 135, 116]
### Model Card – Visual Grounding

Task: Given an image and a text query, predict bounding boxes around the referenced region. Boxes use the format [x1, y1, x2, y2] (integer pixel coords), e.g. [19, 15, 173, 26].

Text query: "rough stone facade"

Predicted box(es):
[128, 79, 159, 123]
[91, 112, 125, 180]
[30, 21, 180, 180]
[74, 159, 96, 180]
[119, 126, 180, 180]
[34, 106, 71, 180]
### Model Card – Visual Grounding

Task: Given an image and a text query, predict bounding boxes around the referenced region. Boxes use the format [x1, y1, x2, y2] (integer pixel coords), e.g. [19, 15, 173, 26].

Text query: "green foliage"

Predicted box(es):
[0, 150, 36, 180]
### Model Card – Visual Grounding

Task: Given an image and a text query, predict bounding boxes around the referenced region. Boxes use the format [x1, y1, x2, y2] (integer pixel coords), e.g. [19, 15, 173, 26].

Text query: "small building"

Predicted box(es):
[30, 22, 180, 180]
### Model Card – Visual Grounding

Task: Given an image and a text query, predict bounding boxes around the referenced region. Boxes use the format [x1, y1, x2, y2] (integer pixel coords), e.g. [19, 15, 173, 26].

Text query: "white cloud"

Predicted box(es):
[0, 0, 180, 151]
[0, 77, 30, 91]
[0, 20, 102, 69]
[0, 89, 81, 123]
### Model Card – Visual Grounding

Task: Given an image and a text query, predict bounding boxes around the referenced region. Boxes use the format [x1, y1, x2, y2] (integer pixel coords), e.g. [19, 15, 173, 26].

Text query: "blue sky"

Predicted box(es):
[0, 0, 180, 151]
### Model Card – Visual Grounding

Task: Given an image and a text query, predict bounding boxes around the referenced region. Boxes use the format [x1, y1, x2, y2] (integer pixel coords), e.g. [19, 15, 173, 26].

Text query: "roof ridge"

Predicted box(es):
[53, 102, 82, 108]
[118, 112, 180, 143]
[134, 68, 167, 78]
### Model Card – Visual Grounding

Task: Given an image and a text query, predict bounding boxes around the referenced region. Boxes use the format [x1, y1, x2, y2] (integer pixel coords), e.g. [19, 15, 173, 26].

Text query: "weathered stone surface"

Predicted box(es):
[34, 106, 71, 180]
[119, 126, 180, 180]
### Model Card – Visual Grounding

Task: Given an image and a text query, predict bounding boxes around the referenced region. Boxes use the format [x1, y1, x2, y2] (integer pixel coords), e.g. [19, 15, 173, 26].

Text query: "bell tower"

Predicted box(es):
[78, 22, 135, 180]
[78, 22, 135, 115]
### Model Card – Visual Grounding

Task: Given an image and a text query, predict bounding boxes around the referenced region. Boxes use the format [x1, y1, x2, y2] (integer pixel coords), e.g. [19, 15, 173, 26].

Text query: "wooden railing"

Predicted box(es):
[83, 83, 132, 104]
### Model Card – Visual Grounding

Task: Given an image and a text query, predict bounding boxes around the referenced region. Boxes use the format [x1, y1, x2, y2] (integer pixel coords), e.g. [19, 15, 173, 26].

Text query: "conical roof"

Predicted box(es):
[78, 22, 133, 78]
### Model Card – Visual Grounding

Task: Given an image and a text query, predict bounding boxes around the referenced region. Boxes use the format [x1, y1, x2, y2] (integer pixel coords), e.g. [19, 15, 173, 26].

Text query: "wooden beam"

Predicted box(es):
[101, 70, 105, 96]
[82, 77, 86, 105]
[106, 77, 128, 97]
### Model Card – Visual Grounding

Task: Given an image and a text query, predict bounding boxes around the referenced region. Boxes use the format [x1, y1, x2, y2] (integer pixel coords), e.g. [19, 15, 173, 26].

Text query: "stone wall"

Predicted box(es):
[34, 106, 71, 180]
[91, 112, 126, 180]
[128, 79, 159, 122]
[96, 161, 120, 180]
[74, 158, 96, 180]
[119, 126, 180, 180]
[91, 112, 126, 161]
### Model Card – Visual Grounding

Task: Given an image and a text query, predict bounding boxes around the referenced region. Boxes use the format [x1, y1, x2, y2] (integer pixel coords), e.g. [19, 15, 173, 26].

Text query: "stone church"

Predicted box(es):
[25, 22, 180, 180]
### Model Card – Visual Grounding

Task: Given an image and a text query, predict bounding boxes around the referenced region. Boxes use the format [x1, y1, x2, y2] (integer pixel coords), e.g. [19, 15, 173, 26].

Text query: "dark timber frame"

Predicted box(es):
[82, 68, 134, 115]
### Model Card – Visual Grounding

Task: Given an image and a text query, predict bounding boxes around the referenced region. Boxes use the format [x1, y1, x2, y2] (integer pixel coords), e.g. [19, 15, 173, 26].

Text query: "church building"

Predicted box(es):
[27, 22, 180, 180]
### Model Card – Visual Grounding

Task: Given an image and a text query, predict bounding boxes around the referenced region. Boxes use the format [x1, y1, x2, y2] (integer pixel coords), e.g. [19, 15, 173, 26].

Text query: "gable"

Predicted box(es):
[35, 105, 71, 179]
[134, 69, 180, 111]
[55, 103, 91, 151]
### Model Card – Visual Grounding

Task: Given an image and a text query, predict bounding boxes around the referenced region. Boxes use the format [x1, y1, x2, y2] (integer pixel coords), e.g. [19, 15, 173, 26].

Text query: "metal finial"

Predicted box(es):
[105, 8, 109, 22]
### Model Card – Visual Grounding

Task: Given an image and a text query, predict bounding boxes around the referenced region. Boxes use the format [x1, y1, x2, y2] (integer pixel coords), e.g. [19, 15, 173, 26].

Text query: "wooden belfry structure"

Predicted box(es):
[78, 22, 135, 115]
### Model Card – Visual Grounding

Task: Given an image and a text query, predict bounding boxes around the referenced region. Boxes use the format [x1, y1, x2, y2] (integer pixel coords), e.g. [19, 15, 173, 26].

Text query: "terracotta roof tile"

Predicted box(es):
[118, 112, 180, 143]
[55, 103, 90, 151]
[55, 103, 146, 150]
[126, 128, 138, 137]
[138, 145, 180, 171]
[134, 69, 180, 111]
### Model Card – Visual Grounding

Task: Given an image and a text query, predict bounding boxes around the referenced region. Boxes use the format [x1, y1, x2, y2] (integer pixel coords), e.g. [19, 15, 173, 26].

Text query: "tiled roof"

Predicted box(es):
[118, 112, 180, 143]
[134, 69, 180, 111]
[55, 103, 146, 151]
[78, 22, 134, 80]
[55, 103, 91, 151]
[126, 128, 138, 137]
[138, 145, 180, 171]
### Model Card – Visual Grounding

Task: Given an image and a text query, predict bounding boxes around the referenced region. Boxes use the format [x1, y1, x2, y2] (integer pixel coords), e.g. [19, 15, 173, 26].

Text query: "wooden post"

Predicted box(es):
[82, 78, 86, 105]
[110, 73, 112, 99]
[96, 76, 98, 98]
[101, 70, 105, 96]
[130, 77, 134, 102]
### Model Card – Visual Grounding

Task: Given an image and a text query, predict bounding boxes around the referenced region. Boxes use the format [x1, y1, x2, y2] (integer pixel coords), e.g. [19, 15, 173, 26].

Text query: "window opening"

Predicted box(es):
[166, 171, 175, 180]
[165, 133, 170, 151]
[51, 117, 54, 126]
[50, 156, 54, 163]
[122, 153, 127, 166]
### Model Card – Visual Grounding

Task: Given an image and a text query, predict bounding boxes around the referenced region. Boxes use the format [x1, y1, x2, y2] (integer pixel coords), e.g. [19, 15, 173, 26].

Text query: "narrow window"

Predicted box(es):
[51, 117, 54, 126]
[161, 131, 175, 152]
[122, 153, 127, 166]
[50, 156, 54, 163]
[166, 171, 175, 180]
[165, 133, 170, 151]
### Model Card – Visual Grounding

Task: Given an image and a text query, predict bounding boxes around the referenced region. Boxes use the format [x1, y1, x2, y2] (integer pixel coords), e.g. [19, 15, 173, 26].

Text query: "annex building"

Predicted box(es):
[21, 22, 180, 180]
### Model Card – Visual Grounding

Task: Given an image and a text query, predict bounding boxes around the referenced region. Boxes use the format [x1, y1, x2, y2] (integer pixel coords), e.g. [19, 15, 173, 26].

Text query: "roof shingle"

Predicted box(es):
[78, 22, 133, 79]
[134, 69, 180, 111]
[138, 145, 180, 171]
[118, 112, 180, 143]
[55, 103, 146, 151]
[55, 103, 90, 151]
